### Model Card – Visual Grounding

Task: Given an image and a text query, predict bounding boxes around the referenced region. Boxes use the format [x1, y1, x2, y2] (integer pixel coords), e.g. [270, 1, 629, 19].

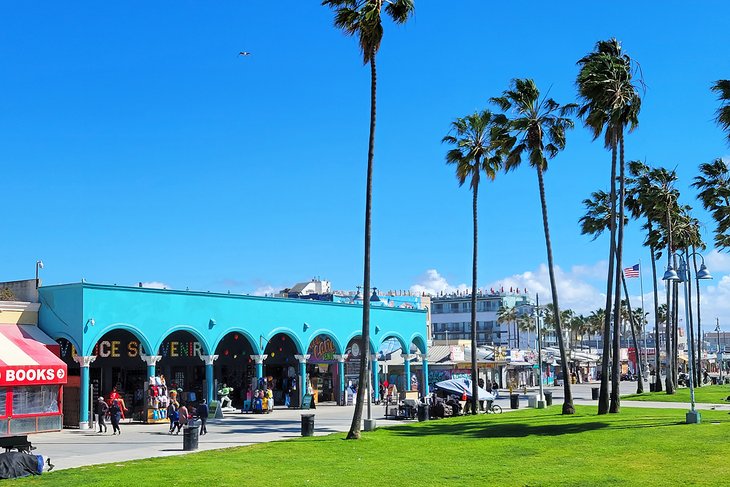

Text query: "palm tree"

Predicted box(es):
[626, 161, 664, 392]
[693, 158, 730, 250]
[579, 190, 642, 392]
[443, 110, 504, 415]
[588, 309, 606, 353]
[518, 313, 536, 349]
[576, 38, 642, 414]
[713, 80, 730, 144]
[497, 305, 518, 348]
[323, 0, 415, 440]
[492, 78, 577, 414]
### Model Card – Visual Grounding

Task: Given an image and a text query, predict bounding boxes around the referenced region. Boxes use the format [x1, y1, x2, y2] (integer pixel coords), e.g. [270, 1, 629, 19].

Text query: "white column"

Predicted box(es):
[74, 355, 96, 430]
[334, 354, 347, 404]
[294, 354, 310, 406]
[200, 355, 219, 404]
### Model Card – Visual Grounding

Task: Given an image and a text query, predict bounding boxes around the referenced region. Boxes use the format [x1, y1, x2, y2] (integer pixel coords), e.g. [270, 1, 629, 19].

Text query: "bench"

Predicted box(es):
[0, 435, 35, 454]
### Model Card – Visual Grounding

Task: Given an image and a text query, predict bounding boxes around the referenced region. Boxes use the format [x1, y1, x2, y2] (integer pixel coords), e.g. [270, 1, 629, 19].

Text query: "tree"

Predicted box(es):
[443, 110, 505, 415]
[323, 0, 415, 440]
[693, 158, 730, 250]
[492, 78, 577, 414]
[497, 305, 518, 348]
[577, 38, 642, 414]
[579, 190, 642, 392]
[713, 80, 730, 144]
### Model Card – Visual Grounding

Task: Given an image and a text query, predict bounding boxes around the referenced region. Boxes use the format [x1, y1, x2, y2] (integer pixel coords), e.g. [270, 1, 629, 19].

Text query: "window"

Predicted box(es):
[433, 304, 443, 314]
[450, 303, 459, 313]
[12, 386, 59, 415]
[0, 387, 5, 417]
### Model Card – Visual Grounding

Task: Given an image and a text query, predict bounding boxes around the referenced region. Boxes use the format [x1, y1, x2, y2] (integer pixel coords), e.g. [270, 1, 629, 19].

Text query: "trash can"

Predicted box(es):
[649, 382, 656, 392]
[301, 414, 315, 437]
[182, 425, 199, 451]
[544, 391, 553, 406]
[417, 403, 429, 422]
[510, 394, 520, 409]
[591, 387, 599, 400]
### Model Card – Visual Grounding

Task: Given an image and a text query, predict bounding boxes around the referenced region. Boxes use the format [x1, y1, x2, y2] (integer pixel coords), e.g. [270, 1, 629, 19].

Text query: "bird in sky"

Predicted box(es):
[239, 51, 251, 56]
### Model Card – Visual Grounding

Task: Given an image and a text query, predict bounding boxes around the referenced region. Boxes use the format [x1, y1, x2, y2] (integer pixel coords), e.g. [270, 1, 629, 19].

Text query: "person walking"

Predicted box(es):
[197, 399, 209, 436]
[96, 396, 108, 433]
[176, 403, 189, 434]
[167, 401, 179, 434]
[109, 399, 122, 435]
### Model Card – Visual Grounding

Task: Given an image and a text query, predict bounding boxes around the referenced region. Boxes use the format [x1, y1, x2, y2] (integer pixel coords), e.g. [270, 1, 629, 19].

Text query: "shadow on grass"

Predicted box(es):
[387, 420, 610, 438]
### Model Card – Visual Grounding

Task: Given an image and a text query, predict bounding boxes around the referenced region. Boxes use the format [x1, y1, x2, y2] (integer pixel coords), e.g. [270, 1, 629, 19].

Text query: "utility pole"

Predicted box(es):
[717, 318, 722, 384]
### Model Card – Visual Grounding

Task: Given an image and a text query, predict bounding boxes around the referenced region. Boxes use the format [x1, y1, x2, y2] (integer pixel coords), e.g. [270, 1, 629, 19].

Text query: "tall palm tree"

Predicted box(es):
[443, 110, 504, 415]
[713, 80, 730, 144]
[576, 38, 642, 414]
[323, 0, 415, 440]
[626, 161, 664, 392]
[588, 308, 606, 353]
[492, 78, 577, 414]
[693, 158, 730, 250]
[579, 190, 642, 392]
[497, 305, 518, 348]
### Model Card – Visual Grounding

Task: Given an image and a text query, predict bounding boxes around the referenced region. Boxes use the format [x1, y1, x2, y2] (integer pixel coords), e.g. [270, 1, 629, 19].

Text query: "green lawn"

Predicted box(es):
[18, 406, 730, 486]
[623, 384, 730, 403]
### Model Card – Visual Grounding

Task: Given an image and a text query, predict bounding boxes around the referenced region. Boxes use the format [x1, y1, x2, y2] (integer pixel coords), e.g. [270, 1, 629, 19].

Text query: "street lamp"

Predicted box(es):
[675, 250, 712, 424]
[716, 320, 722, 384]
[35, 260, 44, 289]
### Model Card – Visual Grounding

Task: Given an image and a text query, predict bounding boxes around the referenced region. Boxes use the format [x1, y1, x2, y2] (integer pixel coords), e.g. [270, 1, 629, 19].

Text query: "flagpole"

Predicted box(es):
[639, 259, 647, 378]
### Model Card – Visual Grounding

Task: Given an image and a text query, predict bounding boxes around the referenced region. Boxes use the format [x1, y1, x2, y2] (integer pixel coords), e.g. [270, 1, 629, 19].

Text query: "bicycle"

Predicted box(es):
[485, 401, 502, 414]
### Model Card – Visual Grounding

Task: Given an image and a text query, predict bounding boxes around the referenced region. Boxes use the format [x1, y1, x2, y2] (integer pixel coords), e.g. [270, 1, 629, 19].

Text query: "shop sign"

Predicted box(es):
[0, 366, 67, 386]
[308, 336, 336, 362]
[449, 346, 465, 362]
[61, 339, 204, 360]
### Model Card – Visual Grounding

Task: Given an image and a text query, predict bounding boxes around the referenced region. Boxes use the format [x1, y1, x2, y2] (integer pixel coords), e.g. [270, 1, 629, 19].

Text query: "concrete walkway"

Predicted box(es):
[28, 382, 730, 471]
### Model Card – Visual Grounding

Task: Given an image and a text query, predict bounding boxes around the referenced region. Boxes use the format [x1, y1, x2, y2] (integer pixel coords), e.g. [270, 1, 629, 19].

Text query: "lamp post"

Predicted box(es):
[35, 260, 44, 289]
[671, 250, 712, 424]
[716, 320, 722, 384]
[518, 294, 545, 408]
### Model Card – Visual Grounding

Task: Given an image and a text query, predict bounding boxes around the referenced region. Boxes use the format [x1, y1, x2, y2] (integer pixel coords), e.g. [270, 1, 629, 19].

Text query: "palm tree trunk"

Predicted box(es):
[610, 132, 626, 413]
[665, 205, 675, 394]
[347, 48, 377, 440]
[536, 166, 574, 414]
[599, 143, 618, 414]
[692, 247, 703, 386]
[649, 232, 662, 392]
[685, 247, 698, 387]
[621, 273, 644, 393]
[470, 182, 479, 415]
[672, 278, 679, 388]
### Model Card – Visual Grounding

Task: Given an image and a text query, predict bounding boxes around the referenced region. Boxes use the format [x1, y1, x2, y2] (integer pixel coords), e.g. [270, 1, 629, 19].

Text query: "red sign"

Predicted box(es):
[0, 365, 67, 386]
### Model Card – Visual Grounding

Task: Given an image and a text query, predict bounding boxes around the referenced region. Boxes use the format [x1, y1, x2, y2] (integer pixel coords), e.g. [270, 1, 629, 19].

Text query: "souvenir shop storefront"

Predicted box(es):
[0, 302, 67, 435]
[37, 282, 428, 429]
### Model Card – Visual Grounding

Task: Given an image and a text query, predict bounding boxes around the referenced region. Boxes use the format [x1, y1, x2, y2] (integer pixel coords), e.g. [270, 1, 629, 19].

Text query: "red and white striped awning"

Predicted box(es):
[0, 325, 67, 386]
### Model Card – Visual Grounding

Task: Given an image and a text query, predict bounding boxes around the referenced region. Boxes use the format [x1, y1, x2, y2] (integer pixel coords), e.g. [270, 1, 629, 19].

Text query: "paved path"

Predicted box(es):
[28, 382, 730, 471]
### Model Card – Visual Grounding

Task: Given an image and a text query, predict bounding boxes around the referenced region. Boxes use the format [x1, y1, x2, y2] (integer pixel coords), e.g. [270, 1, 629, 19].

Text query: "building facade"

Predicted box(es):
[37, 282, 428, 429]
[430, 292, 532, 347]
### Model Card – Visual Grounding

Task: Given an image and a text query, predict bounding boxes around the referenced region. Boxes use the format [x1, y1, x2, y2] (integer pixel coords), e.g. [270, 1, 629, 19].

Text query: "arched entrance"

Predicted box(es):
[157, 331, 206, 406]
[89, 329, 148, 421]
[262, 333, 299, 407]
[213, 332, 255, 408]
[305, 334, 340, 404]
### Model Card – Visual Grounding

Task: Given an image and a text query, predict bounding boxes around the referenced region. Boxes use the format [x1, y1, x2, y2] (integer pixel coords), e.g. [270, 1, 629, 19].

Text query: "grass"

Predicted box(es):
[17, 406, 730, 486]
[623, 384, 730, 403]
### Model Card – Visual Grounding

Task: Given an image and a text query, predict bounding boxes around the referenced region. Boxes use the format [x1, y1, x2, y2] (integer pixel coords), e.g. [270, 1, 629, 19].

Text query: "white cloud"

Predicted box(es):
[409, 263, 730, 330]
[705, 250, 730, 273]
[139, 281, 169, 289]
[252, 285, 276, 296]
[409, 269, 468, 296]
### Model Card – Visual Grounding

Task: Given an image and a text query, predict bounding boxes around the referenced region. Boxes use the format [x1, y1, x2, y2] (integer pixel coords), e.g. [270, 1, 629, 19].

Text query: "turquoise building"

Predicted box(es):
[38, 282, 428, 429]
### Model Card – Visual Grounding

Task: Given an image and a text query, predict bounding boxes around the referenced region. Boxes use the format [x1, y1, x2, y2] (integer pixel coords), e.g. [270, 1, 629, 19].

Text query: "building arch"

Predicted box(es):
[343, 332, 377, 355]
[264, 327, 304, 355]
[211, 328, 260, 356]
[152, 324, 211, 356]
[85, 322, 154, 357]
[377, 332, 408, 353]
[53, 332, 81, 355]
[305, 329, 343, 356]
[409, 333, 428, 354]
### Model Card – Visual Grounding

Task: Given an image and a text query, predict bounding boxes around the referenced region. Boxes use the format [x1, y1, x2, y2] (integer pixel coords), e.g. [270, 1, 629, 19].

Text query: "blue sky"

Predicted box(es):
[2, 2, 730, 324]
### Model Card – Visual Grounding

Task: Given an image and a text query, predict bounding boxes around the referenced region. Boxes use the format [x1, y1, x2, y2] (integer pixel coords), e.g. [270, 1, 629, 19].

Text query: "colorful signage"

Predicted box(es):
[0, 366, 67, 386]
[307, 336, 336, 362]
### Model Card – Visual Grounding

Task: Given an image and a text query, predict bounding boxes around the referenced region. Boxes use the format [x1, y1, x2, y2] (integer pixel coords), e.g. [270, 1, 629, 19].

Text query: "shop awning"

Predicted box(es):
[0, 325, 67, 387]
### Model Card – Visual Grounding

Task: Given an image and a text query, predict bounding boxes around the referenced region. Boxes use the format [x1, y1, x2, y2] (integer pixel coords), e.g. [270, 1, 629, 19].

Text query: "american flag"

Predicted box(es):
[624, 263, 640, 278]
